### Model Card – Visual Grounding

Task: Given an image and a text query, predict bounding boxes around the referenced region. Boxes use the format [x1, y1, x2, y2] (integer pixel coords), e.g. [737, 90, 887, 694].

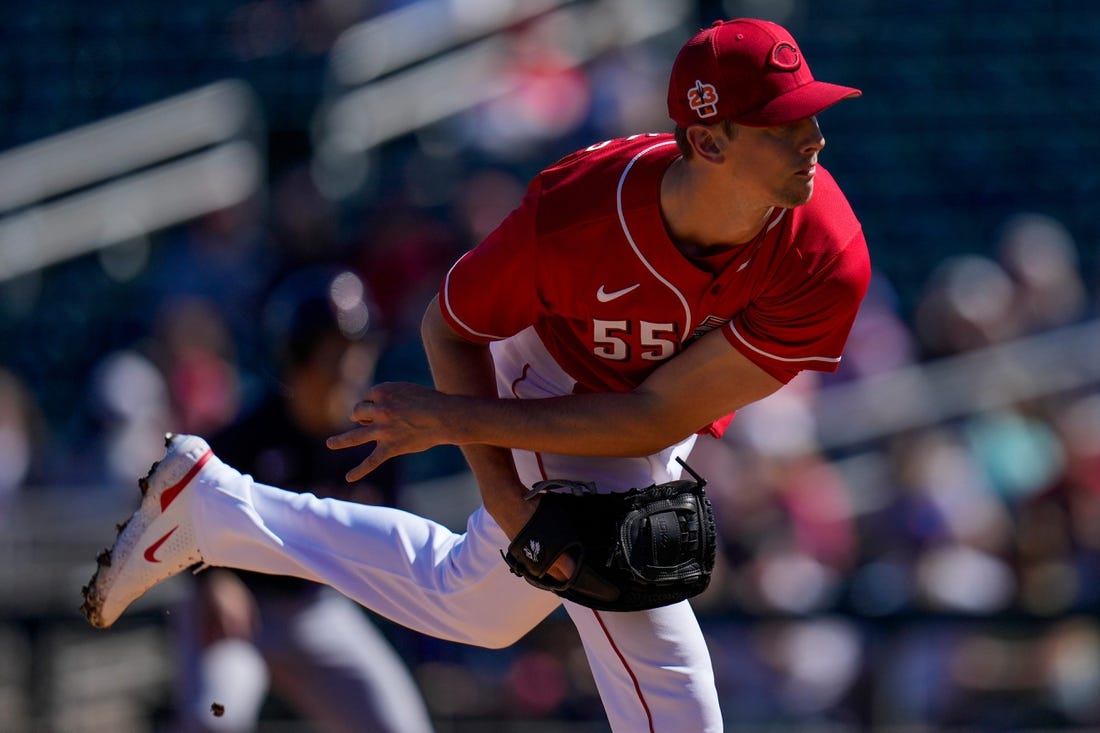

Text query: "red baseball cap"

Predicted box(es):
[667, 18, 861, 128]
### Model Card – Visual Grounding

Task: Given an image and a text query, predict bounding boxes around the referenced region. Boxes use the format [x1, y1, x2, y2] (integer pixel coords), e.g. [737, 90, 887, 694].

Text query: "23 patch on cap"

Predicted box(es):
[687, 80, 719, 119]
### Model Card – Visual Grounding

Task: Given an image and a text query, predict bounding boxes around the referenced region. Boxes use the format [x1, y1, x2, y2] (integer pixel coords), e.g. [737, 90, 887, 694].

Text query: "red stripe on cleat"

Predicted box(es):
[159, 449, 212, 511]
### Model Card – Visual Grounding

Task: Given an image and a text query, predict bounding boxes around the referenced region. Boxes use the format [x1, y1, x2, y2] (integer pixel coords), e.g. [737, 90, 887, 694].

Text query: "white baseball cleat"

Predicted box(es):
[81, 433, 214, 628]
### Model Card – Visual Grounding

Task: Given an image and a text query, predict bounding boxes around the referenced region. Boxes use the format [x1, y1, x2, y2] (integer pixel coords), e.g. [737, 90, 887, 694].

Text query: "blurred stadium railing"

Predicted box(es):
[311, 0, 691, 199]
[0, 80, 263, 283]
[815, 318, 1100, 450]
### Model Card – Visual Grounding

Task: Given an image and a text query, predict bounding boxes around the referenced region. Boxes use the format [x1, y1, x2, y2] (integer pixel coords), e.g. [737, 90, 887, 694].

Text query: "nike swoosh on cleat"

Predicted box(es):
[596, 283, 640, 302]
[144, 526, 179, 563]
[159, 449, 213, 511]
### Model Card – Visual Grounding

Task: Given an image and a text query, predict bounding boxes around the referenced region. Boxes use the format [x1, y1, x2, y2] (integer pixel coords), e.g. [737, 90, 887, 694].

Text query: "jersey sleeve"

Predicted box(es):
[440, 185, 543, 342]
[723, 230, 871, 383]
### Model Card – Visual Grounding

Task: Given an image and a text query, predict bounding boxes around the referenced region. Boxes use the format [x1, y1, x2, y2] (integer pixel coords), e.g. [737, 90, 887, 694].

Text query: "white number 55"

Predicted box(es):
[593, 319, 677, 362]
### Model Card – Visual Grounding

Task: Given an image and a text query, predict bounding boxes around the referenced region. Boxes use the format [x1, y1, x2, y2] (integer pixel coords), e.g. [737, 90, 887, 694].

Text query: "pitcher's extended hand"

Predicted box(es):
[327, 382, 452, 481]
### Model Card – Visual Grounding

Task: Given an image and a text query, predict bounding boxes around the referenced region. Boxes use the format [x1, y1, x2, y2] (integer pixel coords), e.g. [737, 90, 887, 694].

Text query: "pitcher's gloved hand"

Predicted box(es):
[502, 461, 716, 612]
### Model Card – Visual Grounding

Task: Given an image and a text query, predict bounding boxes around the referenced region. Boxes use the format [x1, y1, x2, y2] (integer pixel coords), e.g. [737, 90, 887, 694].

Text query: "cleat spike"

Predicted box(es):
[80, 433, 212, 629]
[164, 432, 175, 446]
[139, 467, 155, 495]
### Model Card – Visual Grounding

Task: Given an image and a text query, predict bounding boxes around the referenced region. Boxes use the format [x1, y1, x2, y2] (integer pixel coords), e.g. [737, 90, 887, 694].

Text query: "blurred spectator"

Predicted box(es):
[758, 618, 864, 722]
[0, 367, 48, 496]
[585, 45, 677, 139]
[963, 405, 1065, 504]
[86, 349, 177, 487]
[894, 427, 1016, 614]
[149, 297, 244, 438]
[1018, 392, 1100, 614]
[912, 254, 1020, 357]
[462, 17, 591, 159]
[170, 267, 434, 733]
[1038, 617, 1100, 726]
[995, 212, 1088, 333]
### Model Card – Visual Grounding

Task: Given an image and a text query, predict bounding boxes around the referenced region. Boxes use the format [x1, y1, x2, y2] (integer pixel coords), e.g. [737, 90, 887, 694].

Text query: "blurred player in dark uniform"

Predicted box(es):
[171, 268, 434, 733]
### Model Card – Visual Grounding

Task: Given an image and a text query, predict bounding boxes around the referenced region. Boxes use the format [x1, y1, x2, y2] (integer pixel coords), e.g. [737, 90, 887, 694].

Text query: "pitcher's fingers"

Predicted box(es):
[349, 399, 375, 423]
[326, 426, 375, 450]
[547, 554, 577, 583]
[345, 450, 388, 482]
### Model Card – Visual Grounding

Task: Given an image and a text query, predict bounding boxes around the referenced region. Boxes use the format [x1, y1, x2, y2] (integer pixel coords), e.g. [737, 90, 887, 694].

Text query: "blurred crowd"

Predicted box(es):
[687, 209, 1100, 729]
[2, 1, 1100, 731]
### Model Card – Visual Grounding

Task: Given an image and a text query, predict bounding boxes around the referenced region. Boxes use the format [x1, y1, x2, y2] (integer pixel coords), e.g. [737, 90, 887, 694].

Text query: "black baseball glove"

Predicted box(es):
[502, 459, 716, 612]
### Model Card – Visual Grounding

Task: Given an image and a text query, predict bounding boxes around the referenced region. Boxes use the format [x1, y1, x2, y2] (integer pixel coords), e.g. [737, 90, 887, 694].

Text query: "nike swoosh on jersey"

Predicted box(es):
[144, 526, 179, 563]
[596, 283, 641, 302]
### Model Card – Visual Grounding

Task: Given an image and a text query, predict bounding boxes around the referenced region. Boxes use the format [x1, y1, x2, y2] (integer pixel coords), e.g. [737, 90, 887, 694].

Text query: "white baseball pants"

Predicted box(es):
[192, 461, 721, 732]
[189, 326, 723, 732]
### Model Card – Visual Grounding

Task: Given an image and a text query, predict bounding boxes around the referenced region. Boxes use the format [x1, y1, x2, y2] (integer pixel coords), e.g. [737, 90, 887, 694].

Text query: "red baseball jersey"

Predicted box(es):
[441, 133, 870, 435]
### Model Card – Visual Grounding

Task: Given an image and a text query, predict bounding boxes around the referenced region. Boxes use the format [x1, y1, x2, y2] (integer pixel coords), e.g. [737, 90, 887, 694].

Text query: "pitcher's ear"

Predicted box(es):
[685, 124, 726, 163]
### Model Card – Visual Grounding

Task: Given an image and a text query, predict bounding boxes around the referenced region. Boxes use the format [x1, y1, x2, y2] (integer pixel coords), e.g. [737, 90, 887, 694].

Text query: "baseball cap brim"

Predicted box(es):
[733, 80, 862, 127]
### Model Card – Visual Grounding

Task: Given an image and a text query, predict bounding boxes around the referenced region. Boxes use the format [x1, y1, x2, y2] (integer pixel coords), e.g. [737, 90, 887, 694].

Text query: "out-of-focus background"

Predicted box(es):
[2, 0, 1099, 731]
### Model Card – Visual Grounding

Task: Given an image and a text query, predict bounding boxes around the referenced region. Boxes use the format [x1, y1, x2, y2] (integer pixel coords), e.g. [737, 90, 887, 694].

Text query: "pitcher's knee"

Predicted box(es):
[438, 619, 531, 650]
[475, 626, 530, 650]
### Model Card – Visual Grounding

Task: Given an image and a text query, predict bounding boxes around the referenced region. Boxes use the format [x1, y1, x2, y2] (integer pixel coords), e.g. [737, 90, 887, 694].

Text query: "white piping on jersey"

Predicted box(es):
[615, 140, 692, 341]
[766, 208, 787, 233]
[735, 209, 786, 272]
[724, 207, 843, 366]
[727, 321, 842, 364]
[442, 252, 511, 340]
